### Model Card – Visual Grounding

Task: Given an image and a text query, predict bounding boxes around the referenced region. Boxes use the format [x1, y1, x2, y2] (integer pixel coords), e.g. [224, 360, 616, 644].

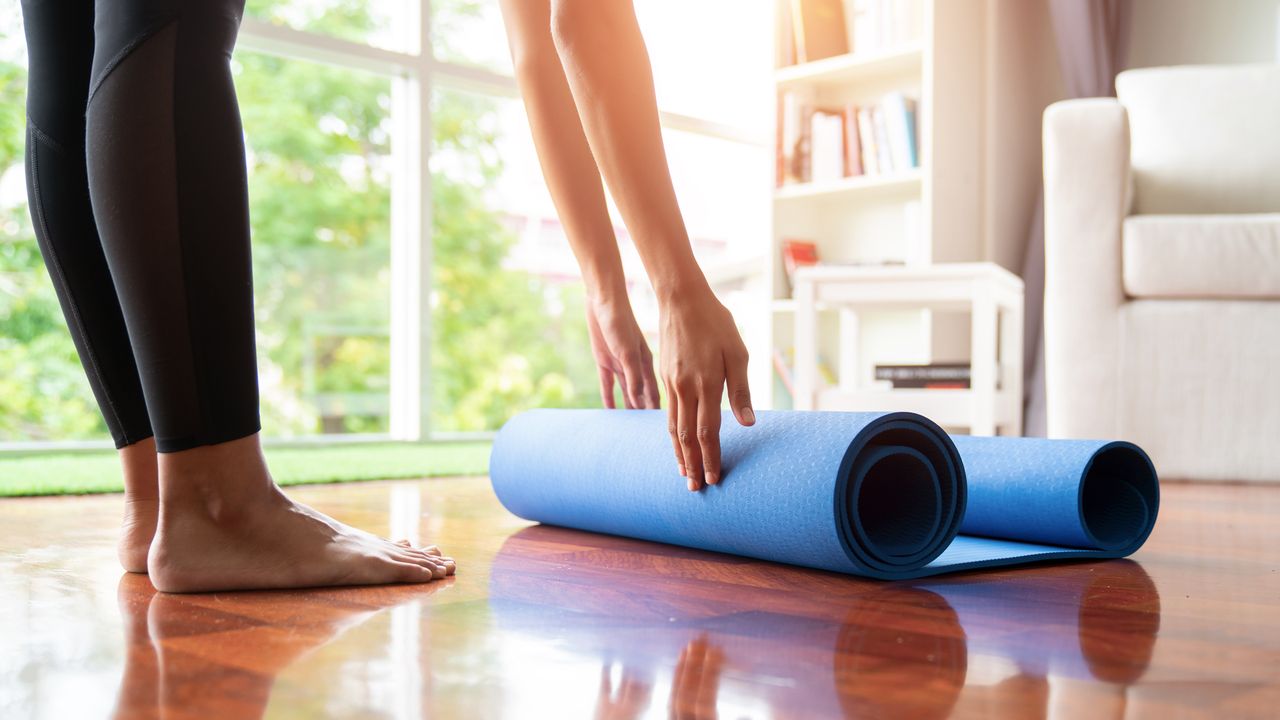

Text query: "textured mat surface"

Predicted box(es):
[489, 409, 1158, 579]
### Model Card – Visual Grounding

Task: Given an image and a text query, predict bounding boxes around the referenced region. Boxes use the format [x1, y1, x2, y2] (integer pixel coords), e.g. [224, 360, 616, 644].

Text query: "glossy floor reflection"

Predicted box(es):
[2, 478, 1278, 719]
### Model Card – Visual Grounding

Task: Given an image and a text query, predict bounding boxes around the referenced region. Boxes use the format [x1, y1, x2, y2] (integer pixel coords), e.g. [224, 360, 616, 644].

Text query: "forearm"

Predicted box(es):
[548, 0, 710, 304]
[500, 0, 629, 304]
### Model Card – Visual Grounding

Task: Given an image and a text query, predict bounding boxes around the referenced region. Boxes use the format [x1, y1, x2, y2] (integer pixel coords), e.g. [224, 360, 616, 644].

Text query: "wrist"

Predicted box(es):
[582, 266, 629, 306]
[653, 268, 712, 308]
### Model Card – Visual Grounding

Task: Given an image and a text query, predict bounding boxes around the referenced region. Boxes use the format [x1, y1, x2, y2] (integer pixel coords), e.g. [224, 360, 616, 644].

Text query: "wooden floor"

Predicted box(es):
[2, 478, 1278, 719]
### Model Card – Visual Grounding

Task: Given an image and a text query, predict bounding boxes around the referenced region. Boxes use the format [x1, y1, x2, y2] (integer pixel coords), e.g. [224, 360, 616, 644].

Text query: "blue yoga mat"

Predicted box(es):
[489, 409, 1158, 579]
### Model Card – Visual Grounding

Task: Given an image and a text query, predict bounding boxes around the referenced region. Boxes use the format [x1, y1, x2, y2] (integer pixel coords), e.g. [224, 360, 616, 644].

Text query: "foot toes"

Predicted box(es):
[395, 561, 436, 583]
[397, 551, 446, 579]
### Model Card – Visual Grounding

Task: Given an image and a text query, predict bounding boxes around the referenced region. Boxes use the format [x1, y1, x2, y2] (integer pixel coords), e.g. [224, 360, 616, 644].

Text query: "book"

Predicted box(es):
[842, 104, 863, 177]
[848, 0, 923, 54]
[774, 346, 837, 394]
[883, 379, 970, 389]
[871, 106, 894, 173]
[881, 92, 914, 170]
[781, 240, 819, 288]
[789, 0, 849, 63]
[777, 91, 919, 186]
[775, 94, 785, 187]
[874, 363, 972, 389]
[775, 0, 797, 68]
[772, 347, 796, 400]
[778, 92, 811, 186]
[809, 109, 845, 183]
[795, 102, 812, 183]
[856, 107, 879, 175]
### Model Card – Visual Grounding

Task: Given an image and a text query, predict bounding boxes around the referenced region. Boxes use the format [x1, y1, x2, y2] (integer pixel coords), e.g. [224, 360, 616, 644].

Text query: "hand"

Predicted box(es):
[660, 285, 754, 491]
[669, 634, 724, 720]
[587, 295, 661, 409]
[595, 664, 653, 720]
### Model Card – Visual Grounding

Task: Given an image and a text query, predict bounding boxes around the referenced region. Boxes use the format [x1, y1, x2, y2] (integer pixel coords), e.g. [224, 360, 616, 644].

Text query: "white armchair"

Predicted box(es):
[1043, 65, 1280, 482]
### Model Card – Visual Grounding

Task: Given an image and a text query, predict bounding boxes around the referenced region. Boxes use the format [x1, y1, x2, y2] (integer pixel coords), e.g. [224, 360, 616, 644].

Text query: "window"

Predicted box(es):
[247, 0, 421, 53]
[0, 0, 770, 447]
[235, 50, 395, 438]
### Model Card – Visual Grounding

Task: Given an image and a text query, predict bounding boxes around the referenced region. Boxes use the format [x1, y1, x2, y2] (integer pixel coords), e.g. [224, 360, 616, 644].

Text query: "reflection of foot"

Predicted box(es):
[118, 497, 158, 573]
[148, 434, 455, 593]
[670, 634, 724, 720]
[113, 571, 450, 717]
[150, 483, 456, 592]
[111, 575, 158, 719]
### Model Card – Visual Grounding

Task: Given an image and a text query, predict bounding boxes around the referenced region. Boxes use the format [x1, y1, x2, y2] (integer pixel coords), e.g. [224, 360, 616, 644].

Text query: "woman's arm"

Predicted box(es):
[545, 0, 755, 491]
[499, 0, 660, 411]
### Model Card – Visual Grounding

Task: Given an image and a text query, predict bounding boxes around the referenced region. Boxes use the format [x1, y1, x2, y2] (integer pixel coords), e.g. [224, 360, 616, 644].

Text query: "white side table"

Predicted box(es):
[792, 262, 1024, 436]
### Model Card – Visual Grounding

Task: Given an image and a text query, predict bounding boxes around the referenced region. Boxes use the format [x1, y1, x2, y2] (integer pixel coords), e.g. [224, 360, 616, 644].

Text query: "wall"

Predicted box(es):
[1128, 0, 1280, 68]
[929, 0, 1064, 363]
[983, 0, 1063, 274]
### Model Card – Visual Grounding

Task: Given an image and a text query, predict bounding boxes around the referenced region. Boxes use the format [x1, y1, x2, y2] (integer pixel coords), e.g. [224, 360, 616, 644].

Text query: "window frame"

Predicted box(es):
[0, 0, 766, 452]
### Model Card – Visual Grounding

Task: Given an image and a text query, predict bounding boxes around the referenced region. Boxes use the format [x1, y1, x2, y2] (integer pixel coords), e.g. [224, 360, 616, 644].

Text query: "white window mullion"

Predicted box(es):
[238, 17, 417, 75]
[388, 1, 434, 441]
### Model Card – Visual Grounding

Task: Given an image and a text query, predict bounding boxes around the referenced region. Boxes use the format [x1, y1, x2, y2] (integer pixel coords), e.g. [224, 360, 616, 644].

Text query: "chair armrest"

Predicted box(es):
[1043, 98, 1130, 439]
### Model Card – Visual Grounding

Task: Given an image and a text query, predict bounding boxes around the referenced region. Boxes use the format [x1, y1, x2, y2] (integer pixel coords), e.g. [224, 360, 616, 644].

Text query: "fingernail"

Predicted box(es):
[706, 471, 718, 485]
[743, 407, 756, 424]
[678, 464, 686, 477]
[688, 478, 698, 492]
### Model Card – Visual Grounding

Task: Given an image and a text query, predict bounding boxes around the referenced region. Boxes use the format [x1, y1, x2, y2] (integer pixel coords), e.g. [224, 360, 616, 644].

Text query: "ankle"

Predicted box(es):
[119, 436, 159, 501]
[157, 434, 276, 520]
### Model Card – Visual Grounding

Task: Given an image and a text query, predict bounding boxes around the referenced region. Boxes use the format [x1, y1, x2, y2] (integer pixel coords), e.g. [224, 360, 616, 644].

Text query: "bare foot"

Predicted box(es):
[148, 434, 455, 593]
[118, 437, 159, 573]
[119, 497, 158, 573]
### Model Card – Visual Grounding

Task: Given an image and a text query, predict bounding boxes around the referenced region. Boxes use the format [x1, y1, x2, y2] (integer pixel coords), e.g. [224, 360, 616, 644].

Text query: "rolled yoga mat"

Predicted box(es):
[488, 409, 1158, 580]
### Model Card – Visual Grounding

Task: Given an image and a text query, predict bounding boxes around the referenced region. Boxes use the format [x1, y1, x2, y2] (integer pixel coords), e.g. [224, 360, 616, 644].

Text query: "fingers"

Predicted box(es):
[666, 379, 685, 477]
[641, 349, 662, 409]
[598, 366, 617, 409]
[696, 385, 722, 487]
[618, 351, 646, 410]
[724, 345, 755, 427]
[676, 383, 704, 492]
[618, 347, 659, 410]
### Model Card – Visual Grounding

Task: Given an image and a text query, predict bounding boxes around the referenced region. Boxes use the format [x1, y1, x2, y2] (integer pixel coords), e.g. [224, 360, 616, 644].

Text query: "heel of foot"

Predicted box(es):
[117, 542, 150, 574]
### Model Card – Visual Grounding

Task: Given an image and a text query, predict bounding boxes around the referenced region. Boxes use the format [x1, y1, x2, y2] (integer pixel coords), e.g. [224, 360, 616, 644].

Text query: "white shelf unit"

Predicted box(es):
[761, 0, 994, 415]
[774, 45, 923, 89]
[790, 262, 1023, 436]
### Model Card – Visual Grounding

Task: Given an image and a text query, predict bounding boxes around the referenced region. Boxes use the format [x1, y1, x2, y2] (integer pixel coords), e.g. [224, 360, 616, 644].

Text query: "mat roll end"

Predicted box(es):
[835, 412, 966, 579]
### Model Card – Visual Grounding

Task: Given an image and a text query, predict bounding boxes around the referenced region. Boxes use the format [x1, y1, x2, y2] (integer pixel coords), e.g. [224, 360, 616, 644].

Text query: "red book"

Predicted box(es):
[782, 240, 819, 285]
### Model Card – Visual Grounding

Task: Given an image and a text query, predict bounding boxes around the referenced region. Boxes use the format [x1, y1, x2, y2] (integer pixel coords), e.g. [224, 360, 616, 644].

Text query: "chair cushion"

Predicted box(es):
[1122, 214, 1280, 299]
[1116, 65, 1280, 215]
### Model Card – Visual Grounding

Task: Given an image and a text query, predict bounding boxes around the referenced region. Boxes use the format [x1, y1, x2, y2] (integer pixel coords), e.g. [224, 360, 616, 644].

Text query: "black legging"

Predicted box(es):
[22, 0, 260, 452]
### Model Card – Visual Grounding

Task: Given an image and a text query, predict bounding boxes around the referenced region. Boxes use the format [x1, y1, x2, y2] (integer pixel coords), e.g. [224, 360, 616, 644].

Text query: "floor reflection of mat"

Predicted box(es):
[2, 478, 1276, 718]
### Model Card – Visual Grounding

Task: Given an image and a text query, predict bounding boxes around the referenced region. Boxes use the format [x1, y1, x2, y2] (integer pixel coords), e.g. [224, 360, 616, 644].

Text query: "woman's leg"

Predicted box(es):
[20, 0, 158, 572]
[84, 0, 452, 591]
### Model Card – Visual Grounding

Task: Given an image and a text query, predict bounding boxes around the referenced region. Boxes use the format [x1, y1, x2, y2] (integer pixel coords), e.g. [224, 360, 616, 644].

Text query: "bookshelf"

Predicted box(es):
[763, 0, 997, 421]
[773, 167, 921, 201]
[774, 45, 923, 89]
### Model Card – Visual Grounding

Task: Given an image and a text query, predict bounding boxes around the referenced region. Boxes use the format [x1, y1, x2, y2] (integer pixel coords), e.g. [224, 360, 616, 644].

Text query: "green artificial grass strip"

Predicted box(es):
[0, 441, 491, 497]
